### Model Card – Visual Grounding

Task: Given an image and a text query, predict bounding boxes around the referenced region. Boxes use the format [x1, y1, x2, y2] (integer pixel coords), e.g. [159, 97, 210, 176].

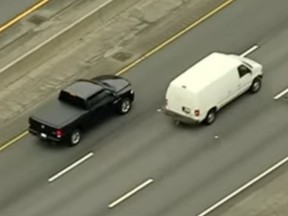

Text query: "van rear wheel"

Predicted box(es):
[203, 109, 216, 125]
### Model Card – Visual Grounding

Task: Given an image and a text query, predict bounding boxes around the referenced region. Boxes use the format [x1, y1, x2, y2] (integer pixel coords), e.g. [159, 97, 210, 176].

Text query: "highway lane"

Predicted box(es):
[1, 0, 288, 215]
[0, 0, 41, 26]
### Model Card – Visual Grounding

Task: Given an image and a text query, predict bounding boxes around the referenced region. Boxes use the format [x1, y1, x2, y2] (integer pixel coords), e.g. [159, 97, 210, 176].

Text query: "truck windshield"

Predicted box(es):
[58, 90, 87, 109]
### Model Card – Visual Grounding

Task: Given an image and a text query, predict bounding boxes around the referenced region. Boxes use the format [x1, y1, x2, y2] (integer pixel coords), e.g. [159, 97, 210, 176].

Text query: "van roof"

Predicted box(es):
[170, 52, 241, 93]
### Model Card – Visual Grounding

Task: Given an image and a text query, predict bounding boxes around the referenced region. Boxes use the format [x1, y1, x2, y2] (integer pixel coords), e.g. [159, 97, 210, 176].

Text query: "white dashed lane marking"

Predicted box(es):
[108, 178, 154, 209]
[48, 152, 94, 182]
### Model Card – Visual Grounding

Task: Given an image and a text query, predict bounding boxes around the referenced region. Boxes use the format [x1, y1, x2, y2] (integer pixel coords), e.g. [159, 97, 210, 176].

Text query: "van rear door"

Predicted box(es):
[166, 84, 197, 117]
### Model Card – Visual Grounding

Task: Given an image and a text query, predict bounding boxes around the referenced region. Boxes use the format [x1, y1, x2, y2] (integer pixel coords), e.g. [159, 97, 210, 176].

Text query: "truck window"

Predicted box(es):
[237, 65, 251, 78]
[58, 90, 87, 109]
[88, 90, 112, 108]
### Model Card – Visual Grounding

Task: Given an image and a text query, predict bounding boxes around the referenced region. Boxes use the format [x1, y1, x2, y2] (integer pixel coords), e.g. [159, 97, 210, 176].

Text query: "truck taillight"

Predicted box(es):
[56, 129, 63, 138]
[194, 109, 200, 116]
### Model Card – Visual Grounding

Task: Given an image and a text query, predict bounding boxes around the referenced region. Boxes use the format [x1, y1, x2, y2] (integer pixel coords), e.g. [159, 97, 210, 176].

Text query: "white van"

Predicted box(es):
[164, 52, 263, 125]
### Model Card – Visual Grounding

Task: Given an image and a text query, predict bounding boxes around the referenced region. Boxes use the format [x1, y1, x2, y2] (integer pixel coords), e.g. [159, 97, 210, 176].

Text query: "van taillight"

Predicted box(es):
[56, 129, 63, 138]
[194, 109, 200, 116]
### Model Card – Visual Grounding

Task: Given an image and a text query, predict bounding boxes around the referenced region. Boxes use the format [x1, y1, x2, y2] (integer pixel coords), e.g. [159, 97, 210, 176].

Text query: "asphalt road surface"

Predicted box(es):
[0, 0, 39, 26]
[1, 0, 288, 215]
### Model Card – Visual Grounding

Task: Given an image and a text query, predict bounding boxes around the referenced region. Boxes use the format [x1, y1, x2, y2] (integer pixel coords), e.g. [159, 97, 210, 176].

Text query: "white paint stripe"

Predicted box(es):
[0, 0, 114, 75]
[240, 45, 259, 57]
[197, 155, 288, 216]
[108, 178, 154, 208]
[273, 88, 288, 100]
[48, 152, 94, 182]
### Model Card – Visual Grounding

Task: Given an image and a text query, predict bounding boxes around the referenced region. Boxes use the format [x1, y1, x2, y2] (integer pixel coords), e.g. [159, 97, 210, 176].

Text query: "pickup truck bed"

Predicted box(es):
[30, 100, 86, 129]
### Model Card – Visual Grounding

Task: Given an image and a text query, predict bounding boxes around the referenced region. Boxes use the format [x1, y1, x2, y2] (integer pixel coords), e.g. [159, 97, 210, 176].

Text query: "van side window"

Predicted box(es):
[237, 65, 251, 78]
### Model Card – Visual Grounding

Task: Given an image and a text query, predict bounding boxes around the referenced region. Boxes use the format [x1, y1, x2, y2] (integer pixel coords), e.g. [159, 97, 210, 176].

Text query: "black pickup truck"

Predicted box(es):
[29, 75, 134, 146]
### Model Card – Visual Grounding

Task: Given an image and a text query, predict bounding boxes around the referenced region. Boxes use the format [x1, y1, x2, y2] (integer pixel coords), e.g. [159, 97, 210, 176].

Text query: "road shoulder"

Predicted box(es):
[217, 163, 288, 216]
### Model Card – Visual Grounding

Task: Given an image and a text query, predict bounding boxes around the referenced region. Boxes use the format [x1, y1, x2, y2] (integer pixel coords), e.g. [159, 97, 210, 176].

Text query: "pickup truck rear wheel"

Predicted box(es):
[69, 129, 81, 146]
[117, 98, 132, 114]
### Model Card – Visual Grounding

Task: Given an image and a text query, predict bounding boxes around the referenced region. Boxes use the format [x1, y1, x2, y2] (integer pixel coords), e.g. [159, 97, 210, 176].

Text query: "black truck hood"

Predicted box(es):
[30, 100, 86, 128]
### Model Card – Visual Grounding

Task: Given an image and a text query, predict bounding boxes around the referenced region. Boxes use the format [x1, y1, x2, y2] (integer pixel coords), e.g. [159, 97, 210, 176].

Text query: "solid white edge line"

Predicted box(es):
[108, 178, 154, 209]
[273, 88, 288, 100]
[197, 155, 288, 216]
[48, 152, 94, 182]
[0, 0, 114, 75]
[240, 45, 259, 57]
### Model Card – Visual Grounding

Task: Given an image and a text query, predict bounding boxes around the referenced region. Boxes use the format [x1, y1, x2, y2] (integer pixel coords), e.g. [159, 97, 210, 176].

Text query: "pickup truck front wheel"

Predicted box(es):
[69, 129, 81, 146]
[117, 98, 132, 115]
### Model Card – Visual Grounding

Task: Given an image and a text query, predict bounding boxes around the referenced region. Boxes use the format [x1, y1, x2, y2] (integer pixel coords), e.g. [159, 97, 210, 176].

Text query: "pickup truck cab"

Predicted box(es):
[29, 75, 134, 146]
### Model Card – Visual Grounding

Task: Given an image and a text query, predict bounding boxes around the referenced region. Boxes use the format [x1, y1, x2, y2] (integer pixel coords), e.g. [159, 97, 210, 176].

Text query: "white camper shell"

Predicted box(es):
[164, 52, 263, 125]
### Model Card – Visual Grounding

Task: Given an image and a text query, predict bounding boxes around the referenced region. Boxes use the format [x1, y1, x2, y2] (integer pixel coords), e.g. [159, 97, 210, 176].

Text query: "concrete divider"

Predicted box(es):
[0, 0, 140, 88]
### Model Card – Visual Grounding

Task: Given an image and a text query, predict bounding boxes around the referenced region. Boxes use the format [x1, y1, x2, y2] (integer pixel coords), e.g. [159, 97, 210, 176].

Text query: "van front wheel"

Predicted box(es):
[203, 109, 217, 125]
[249, 78, 262, 94]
